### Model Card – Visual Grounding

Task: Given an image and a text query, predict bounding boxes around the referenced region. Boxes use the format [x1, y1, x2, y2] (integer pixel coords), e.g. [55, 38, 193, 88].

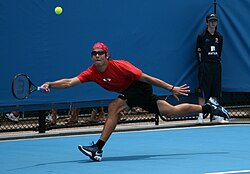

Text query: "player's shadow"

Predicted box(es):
[9, 151, 229, 171]
[101, 151, 229, 162]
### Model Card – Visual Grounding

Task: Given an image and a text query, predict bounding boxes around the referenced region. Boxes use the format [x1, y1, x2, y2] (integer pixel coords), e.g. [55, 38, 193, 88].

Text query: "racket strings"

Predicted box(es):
[13, 75, 30, 99]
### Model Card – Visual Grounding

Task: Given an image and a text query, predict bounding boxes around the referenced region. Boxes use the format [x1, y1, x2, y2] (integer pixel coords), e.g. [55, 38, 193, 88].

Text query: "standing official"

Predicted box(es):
[196, 13, 226, 123]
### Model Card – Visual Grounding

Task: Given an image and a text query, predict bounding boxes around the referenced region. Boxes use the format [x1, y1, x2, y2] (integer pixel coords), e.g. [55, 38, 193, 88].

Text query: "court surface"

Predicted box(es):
[1, 125, 250, 174]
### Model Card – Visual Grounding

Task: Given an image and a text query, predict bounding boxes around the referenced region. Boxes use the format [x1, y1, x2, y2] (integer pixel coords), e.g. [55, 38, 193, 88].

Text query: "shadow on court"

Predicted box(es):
[100, 151, 229, 162]
[8, 151, 229, 171]
[8, 160, 85, 171]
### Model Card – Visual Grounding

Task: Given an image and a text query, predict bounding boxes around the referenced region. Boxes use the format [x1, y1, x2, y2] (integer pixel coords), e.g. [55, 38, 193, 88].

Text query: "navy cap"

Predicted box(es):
[206, 13, 218, 21]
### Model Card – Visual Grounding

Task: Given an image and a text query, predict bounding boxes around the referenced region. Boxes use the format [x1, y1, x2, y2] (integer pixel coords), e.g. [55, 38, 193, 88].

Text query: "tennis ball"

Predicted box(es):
[55, 6, 63, 15]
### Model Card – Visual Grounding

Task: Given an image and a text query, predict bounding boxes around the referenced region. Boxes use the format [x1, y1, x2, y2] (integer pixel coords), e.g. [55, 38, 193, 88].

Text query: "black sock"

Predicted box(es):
[96, 139, 105, 150]
[202, 105, 211, 114]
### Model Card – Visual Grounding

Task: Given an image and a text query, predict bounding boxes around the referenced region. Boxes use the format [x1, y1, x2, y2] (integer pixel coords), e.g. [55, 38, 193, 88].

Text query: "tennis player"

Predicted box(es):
[41, 42, 230, 162]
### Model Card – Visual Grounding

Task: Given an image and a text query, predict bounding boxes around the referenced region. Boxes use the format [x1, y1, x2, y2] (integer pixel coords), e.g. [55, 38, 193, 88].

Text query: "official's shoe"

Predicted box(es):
[78, 143, 102, 162]
[197, 113, 204, 124]
[209, 97, 219, 105]
[205, 100, 230, 120]
[5, 113, 19, 122]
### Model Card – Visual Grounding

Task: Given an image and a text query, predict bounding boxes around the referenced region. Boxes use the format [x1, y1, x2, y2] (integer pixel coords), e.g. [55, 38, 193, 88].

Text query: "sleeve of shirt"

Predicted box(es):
[120, 60, 142, 81]
[77, 67, 93, 83]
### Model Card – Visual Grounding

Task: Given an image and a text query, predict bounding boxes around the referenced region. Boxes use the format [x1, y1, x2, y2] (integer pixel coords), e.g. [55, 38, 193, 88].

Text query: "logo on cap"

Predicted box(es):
[206, 13, 218, 22]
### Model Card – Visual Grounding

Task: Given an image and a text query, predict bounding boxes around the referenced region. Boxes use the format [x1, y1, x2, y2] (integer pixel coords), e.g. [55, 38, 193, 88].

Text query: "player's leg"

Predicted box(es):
[100, 98, 128, 141]
[157, 98, 229, 120]
[78, 98, 129, 161]
[157, 100, 203, 117]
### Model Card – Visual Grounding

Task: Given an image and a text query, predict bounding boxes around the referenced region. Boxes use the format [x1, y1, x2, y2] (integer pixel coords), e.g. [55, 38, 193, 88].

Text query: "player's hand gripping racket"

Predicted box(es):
[12, 74, 45, 100]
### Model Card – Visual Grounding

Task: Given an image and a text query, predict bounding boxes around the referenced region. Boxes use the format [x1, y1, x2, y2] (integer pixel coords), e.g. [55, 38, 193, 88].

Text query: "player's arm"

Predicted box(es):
[139, 73, 173, 91]
[42, 77, 81, 92]
[138, 73, 190, 100]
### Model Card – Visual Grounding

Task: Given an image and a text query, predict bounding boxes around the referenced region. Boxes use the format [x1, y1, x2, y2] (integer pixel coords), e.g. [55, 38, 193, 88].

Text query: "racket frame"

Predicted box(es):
[11, 73, 40, 100]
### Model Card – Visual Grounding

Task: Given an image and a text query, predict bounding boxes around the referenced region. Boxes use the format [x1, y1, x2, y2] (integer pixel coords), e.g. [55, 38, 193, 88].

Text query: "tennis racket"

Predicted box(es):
[11, 74, 45, 100]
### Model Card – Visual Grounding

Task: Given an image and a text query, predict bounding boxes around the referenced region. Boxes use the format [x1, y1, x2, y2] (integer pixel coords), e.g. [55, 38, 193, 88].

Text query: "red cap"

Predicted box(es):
[92, 42, 108, 53]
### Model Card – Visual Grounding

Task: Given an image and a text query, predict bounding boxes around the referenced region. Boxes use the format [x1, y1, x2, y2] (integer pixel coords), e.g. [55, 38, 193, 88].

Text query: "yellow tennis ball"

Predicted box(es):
[55, 6, 63, 15]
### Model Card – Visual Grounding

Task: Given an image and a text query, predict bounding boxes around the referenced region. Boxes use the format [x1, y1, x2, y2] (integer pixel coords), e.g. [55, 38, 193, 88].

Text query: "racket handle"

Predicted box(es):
[37, 86, 46, 92]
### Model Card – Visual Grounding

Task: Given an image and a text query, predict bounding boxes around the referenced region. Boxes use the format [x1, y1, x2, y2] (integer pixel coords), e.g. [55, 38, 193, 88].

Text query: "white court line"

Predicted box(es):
[206, 169, 250, 174]
[0, 124, 230, 142]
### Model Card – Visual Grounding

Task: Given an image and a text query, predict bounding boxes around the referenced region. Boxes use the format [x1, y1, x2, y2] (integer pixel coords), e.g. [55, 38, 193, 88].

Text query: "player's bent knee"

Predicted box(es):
[108, 99, 127, 117]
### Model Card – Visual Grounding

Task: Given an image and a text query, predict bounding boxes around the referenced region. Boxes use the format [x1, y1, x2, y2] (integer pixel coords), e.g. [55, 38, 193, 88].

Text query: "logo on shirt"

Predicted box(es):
[210, 46, 215, 51]
[103, 78, 111, 82]
[208, 45, 218, 55]
[215, 38, 219, 43]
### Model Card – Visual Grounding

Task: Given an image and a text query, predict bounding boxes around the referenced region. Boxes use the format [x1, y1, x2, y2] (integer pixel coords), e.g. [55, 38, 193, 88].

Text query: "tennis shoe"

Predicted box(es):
[78, 143, 102, 162]
[212, 115, 229, 123]
[205, 99, 230, 120]
[209, 97, 219, 105]
[5, 113, 19, 122]
[46, 113, 58, 122]
[197, 113, 204, 124]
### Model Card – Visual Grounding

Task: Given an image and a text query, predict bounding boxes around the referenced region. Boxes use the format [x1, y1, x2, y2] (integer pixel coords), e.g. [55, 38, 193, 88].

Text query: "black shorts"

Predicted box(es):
[118, 81, 161, 115]
[198, 62, 222, 99]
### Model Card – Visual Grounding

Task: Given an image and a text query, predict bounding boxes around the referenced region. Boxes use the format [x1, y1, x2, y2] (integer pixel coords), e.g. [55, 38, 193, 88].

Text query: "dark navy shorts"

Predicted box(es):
[118, 81, 161, 115]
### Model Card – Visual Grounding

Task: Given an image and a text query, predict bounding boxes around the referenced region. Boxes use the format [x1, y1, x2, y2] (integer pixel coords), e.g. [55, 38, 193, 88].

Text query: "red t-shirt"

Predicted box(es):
[77, 60, 142, 92]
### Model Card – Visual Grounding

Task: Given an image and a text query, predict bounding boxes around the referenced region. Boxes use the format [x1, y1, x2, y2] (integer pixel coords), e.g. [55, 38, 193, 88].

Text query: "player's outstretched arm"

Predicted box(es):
[41, 77, 81, 92]
[139, 73, 190, 100]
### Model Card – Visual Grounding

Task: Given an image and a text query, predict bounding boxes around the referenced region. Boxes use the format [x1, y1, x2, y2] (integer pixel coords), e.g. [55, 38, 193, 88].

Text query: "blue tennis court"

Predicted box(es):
[1, 125, 250, 174]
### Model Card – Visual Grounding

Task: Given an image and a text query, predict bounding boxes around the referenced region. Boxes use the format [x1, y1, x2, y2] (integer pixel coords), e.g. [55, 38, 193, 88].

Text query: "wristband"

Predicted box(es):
[169, 85, 174, 92]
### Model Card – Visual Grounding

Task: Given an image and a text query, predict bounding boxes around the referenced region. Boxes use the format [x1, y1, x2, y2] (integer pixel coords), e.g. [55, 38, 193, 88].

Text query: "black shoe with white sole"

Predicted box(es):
[205, 100, 230, 120]
[78, 143, 103, 162]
